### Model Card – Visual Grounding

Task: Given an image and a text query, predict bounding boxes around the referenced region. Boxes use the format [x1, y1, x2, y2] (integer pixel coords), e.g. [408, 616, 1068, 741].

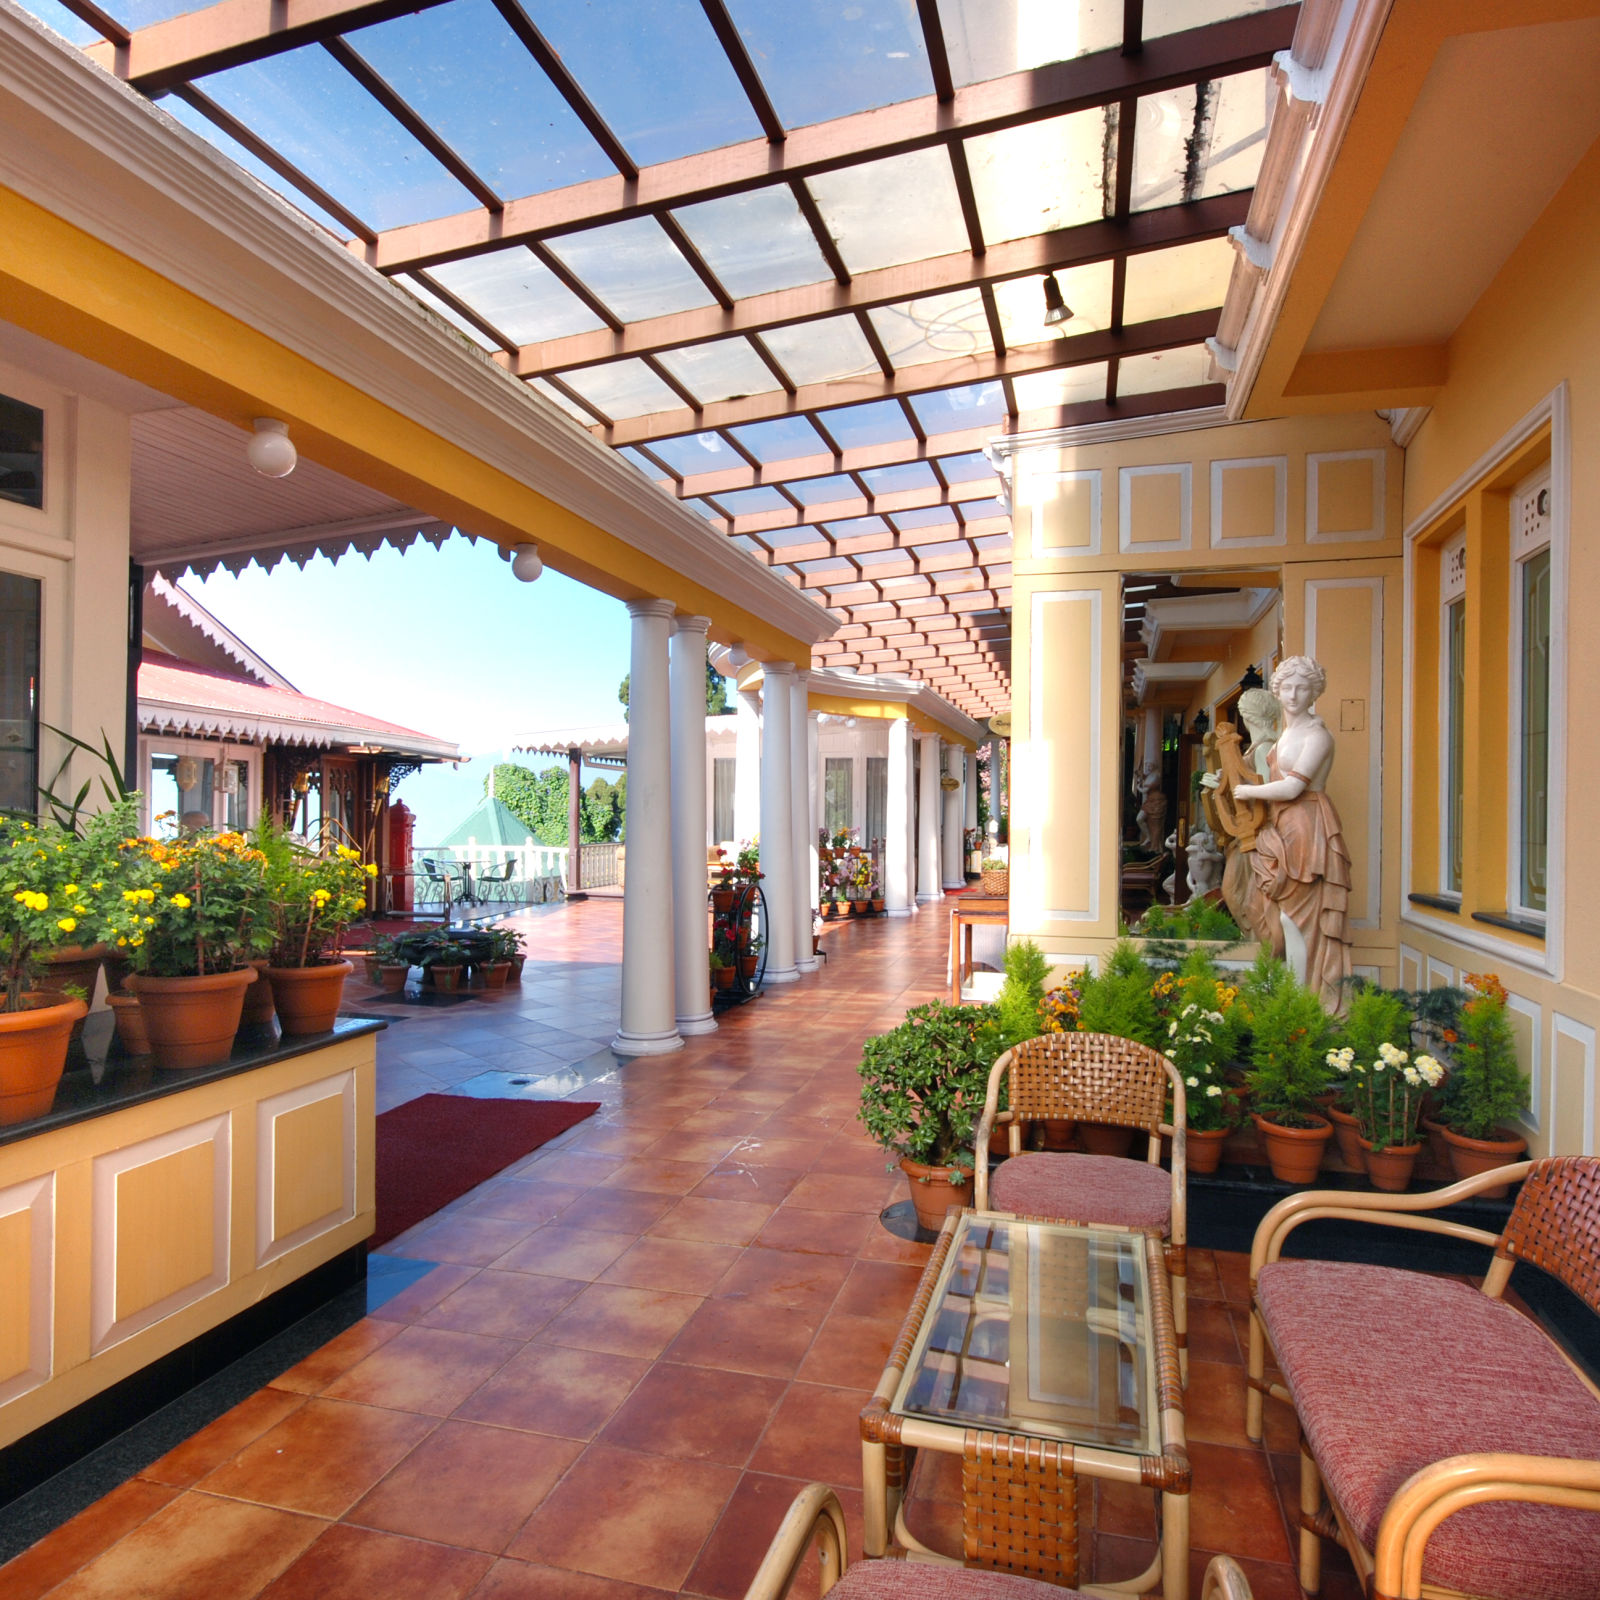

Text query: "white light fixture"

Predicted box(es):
[509, 543, 543, 582]
[246, 417, 297, 478]
[726, 644, 750, 668]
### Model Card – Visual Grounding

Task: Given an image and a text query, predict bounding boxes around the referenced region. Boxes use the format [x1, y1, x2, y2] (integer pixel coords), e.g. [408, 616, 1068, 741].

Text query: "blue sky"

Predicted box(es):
[186, 532, 631, 842]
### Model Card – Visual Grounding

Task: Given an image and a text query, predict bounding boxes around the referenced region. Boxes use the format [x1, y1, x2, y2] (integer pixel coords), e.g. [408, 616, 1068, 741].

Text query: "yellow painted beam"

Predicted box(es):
[1282, 344, 1447, 400]
[807, 693, 908, 722]
[0, 185, 814, 667]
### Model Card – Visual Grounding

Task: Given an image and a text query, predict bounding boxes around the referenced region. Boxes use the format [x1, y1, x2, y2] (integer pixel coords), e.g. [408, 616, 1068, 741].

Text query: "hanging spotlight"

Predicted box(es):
[246, 417, 297, 477]
[509, 543, 543, 582]
[1042, 273, 1073, 327]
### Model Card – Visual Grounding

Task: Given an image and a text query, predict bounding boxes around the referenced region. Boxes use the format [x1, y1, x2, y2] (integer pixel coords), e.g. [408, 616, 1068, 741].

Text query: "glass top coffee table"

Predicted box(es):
[860, 1209, 1190, 1599]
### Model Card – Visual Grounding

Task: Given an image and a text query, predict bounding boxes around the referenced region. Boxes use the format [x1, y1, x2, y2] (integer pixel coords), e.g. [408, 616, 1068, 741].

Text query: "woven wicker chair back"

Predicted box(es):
[1500, 1156, 1600, 1315]
[1006, 1032, 1172, 1132]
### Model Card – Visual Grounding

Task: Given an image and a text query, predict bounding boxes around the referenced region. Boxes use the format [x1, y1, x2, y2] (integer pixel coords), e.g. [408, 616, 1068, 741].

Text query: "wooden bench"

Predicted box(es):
[1246, 1157, 1600, 1600]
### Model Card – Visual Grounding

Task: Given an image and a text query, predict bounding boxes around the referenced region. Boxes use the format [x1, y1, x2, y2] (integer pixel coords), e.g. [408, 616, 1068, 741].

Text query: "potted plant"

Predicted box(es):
[123, 828, 267, 1068]
[711, 850, 736, 913]
[1437, 973, 1530, 1196]
[980, 856, 1008, 895]
[870, 876, 885, 914]
[709, 946, 735, 991]
[1072, 941, 1162, 1155]
[476, 926, 518, 990]
[858, 999, 995, 1231]
[419, 933, 466, 992]
[1327, 1036, 1444, 1193]
[373, 933, 410, 993]
[850, 856, 872, 914]
[1243, 955, 1335, 1183]
[257, 824, 371, 1034]
[1164, 958, 1245, 1175]
[1324, 987, 1412, 1173]
[835, 893, 851, 918]
[738, 933, 763, 984]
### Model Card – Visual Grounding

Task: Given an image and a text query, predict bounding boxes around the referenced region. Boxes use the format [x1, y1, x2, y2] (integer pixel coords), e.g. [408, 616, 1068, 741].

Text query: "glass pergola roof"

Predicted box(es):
[33, 0, 1299, 716]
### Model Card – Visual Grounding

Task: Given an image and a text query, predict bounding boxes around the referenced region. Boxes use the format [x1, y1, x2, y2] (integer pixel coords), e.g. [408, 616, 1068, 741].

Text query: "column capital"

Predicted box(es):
[671, 613, 712, 636]
[763, 660, 797, 679]
[625, 597, 677, 621]
[915, 727, 941, 744]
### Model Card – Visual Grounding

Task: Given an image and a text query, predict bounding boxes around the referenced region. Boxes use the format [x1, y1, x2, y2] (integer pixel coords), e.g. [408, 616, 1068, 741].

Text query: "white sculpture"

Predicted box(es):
[1184, 821, 1224, 901]
[1237, 686, 1283, 778]
[1160, 827, 1180, 904]
[1134, 761, 1168, 852]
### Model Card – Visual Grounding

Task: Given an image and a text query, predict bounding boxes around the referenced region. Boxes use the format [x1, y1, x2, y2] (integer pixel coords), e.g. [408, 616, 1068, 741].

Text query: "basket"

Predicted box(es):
[980, 868, 1009, 895]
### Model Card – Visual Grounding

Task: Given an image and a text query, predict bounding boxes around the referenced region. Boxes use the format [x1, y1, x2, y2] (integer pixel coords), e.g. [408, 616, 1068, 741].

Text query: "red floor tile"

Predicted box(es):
[321, 1325, 518, 1416]
[416, 1269, 583, 1339]
[598, 1361, 786, 1466]
[454, 1341, 648, 1439]
[664, 1296, 825, 1379]
[748, 1382, 874, 1487]
[0, 1479, 178, 1600]
[139, 1388, 307, 1488]
[539, 1283, 704, 1359]
[257, 1524, 492, 1600]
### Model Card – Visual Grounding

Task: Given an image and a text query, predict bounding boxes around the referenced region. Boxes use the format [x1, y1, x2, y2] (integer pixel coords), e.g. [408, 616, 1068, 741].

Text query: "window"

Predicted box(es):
[824, 756, 853, 836]
[1440, 533, 1466, 897]
[224, 760, 251, 832]
[0, 572, 41, 813]
[150, 752, 215, 835]
[1512, 469, 1552, 918]
[0, 395, 44, 510]
[712, 757, 735, 843]
[865, 756, 888, 846]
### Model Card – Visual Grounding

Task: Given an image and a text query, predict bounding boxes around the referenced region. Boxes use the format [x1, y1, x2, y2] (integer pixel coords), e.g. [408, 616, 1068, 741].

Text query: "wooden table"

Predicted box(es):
[949, 893, 1007, 1004]
[860, 1209, 1190, 1598]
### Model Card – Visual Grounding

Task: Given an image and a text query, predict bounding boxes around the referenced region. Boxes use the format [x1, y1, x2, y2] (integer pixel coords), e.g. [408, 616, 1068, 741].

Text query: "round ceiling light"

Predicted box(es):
[246, 417, 297, 478]
[509, 543, 544, 582]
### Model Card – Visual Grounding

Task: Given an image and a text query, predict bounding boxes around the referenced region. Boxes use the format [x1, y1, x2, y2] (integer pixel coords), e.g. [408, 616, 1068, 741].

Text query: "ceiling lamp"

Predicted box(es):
[1042, 273, 1072, 327]
[509, 543, 543, 582]
[246, 417, 297, 478]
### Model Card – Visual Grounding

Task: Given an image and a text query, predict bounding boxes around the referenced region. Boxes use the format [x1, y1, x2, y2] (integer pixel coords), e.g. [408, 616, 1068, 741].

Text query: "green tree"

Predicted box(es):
[619, 666, 729, 721]
[488, 763, 627, 845]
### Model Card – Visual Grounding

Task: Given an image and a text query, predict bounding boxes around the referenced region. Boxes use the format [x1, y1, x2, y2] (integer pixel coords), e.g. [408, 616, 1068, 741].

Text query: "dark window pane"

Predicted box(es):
[0, 573, 41, 813]
[0, 396, 44, 510]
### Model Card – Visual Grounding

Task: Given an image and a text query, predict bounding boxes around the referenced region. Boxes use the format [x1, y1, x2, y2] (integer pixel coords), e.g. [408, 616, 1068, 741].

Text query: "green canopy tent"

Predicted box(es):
[437, 795, 536, 849]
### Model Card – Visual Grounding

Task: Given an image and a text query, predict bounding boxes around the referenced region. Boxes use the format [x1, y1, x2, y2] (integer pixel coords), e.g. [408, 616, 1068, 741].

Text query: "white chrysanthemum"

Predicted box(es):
[1402, 1066, 1422, 1087]
[1205, 1084, 1223, 1098]
[1186, 1076, 1200, 1088]
[1414, 1053, 1445, 1087]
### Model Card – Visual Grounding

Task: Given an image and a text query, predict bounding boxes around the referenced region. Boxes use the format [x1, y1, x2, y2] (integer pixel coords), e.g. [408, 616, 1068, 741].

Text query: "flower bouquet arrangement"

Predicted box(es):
[736, 840, 762, 879]
[1327, 1034, 1442, 1191]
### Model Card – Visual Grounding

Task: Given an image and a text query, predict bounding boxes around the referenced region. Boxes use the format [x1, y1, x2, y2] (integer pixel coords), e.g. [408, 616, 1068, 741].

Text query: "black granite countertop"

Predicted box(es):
[0, 1011, 386, 1148]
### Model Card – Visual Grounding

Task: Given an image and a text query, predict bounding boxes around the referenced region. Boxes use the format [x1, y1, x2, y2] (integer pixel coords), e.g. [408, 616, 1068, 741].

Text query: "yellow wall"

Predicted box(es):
[1396, 136, 1600, 1155]
[1009, 412, 1405, 981]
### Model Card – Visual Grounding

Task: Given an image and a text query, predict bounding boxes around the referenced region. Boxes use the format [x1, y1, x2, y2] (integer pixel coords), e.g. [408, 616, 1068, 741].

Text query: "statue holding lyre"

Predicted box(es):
[1201, 720, 1274, 943]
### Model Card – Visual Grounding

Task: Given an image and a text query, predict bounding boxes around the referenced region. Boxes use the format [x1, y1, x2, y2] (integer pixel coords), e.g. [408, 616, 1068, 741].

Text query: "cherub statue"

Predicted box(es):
[1134, 761, 1167, 852]
[1184, 820, 1224, 901]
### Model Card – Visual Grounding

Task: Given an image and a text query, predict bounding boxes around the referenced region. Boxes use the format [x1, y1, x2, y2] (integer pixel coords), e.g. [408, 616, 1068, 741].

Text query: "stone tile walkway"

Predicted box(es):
[1, 900, 1361, 1599]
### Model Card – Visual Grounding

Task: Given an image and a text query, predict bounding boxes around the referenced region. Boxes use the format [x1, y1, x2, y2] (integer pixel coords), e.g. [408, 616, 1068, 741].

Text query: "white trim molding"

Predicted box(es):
[1031, 469, 1102, 560]
[1118, 463, 1192, 554]
[1209, 455, 1288, 548]
[1551, 1014, 1596, 1157]
[1305, 448, 1386, 543]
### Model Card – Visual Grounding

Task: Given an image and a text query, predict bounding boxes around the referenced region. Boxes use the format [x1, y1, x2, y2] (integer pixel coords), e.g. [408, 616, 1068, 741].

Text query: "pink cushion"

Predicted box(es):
[1257, 1258, 1600, 1600]
[989, 1153, 1171, 1234]
[834, 1563, 1080, 1597]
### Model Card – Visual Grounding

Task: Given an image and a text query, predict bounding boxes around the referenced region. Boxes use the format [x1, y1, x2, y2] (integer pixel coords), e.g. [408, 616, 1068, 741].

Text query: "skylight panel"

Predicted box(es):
[729, 415, 829, 464]
[796, 557, 856, 576]
[94, 0, 209, 26]
[935, 0, 1119, 87]
[687, 499, 724, 520]
[855, 546, 911, 567]
[993, 263, 1114, 346]
[965, 108, 1112, 246]
[813, 400, 916, 449]
[1121, 236, 1235, 323]
[957, 497, 1010, 521]
[892, 506, 961, 531]
[670, 188, 834, 298]
[530, 378, 603, 423]
[825, 516, 893, 541]
[758, 317, 879, 387]
[805, 150, 967, 273]
[194, 48, 481, 230]
[1143, 0, 1293, 42]
[722, 0, 932, 128]
[910, 383, 1006, 434]
[1116, 344, 1215, 396]
[544, 217, 718, 322]
[346, 0, 617, 201]
[766, 525, 825, 550]
[556, 360, 686, 419]
[399, 276, 501, 350]
[974, 533, 1014, 554]
[936, 452, 998, 483]
[1131, 68, 1273, 213]
[427, 249, 606, 344]
[647, 432, 746, 475]
[787, 476, 861, 507]
[619, 446, 675, 483]
[860, 463, 939, 495]
[869, 292, 990, 368]
[730, 535, 768, 558]
[529, 0, 765, 167]
[1011, 361, 1110, 412]
[710, 486, 793, 515]
[18, 0, 100, 45]
[656, 340, 781, 405]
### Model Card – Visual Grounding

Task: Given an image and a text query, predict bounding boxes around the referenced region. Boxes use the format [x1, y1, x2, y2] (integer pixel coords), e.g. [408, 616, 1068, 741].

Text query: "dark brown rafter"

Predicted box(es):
[527, 241, 624, 332]
[720, 477, 998, 538]
[790, 181, 852, 287]
[696, 0, 786, 143]
[56, 0, 128, 45]
[855, 312, 896, 380]
[914, 0, 956, 103]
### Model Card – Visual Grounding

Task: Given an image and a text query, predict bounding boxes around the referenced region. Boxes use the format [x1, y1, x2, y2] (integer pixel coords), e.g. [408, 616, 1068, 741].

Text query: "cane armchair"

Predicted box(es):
[744, 1483, 1252, 1600]
[1247, 1156, 1600, 1599]
[973, 1033, 1188, 1374]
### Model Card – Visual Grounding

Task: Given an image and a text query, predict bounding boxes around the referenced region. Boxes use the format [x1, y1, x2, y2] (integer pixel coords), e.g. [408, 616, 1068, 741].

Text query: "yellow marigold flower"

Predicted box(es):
[117, 936, 127, 947]
[138, 889, 155, 902]
[75, 905, 87, 914]
[123, 889, 139, 901]
[12, 891, 26, 903]
[336, 845, 359, 860]
[92, 881, 103, 890]
[63, 883, 78, 895]
[365, 863, 379, 877]
[170, 893, 192, 909]
[57, 917, 76, 933]
[130, 936, 144, 947]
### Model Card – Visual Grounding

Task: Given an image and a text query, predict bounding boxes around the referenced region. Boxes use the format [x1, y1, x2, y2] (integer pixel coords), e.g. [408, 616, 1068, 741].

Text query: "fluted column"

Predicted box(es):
[885, 715, 912, 914]
[917, 732, 942, 903]
[733, 686, 761, 845]
[670, 615, 716, 1037]
[943, 747, 966, 889]
[613, 599, 682, 1055]
[760, 663, 799, 982]
[790, 673, 818, 972]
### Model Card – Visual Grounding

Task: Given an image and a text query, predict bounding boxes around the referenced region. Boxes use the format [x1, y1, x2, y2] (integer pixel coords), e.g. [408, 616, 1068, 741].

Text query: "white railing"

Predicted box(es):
[579, 841, 621, 888]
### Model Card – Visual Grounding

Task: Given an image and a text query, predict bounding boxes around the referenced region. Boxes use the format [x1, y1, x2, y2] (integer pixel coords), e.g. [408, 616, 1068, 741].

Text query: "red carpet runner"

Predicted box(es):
[373, 1093, 600, 1247]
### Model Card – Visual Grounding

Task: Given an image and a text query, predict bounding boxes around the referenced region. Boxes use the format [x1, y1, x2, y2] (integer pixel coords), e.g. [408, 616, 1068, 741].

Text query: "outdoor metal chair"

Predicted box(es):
[744, 1483, 1252, 1600]
[973, 1031, 1188, 1377]
[417, 857, 458, 912]
[475, 860, 520, 907]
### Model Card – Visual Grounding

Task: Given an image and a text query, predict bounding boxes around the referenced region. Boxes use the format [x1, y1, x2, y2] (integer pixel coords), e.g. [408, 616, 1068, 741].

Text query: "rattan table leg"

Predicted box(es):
[862, 1438, 888, 1558]
[1299, 1435, 1324, 1595]
[1161, 1488, 1190, 1600]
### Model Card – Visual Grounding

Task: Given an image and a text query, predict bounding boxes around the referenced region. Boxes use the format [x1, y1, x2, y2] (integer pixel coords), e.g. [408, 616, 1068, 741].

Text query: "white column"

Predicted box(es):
[807, 710, 821, 912]
[760, 663, 799, 982]
[670, 615, 716, 1037]
[885, 715, 912, 914]
[943, 747, 965, 889]
[917, 732, 942, 903]
[964, 744, 979, 852]
[789, 673, 818, 972]
[613, 599, 683, 1056]
[733, 687, 761, 845]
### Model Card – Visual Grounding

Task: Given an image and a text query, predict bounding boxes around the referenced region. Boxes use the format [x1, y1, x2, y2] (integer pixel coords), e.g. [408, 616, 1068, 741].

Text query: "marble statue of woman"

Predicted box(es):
[1230, 657, 1353, 1010]
[1135, 761, 1167, 852]
[1236, 686, 1282, 778]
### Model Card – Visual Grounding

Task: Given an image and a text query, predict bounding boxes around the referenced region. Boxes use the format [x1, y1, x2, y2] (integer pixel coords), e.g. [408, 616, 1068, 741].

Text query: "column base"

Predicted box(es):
[915, 892, 940, 904]
[886, 907, 914, 917]
[676, 1012, 718, 1036]
[611, 1027, 685, 1056]
[796, 954, 820, 973]
[765, 964, 800, 984]
[942, 878, 965, 891]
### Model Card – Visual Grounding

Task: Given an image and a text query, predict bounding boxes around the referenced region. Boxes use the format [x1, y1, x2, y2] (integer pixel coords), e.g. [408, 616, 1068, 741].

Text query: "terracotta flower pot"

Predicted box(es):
[1360, 1138, 1421, 1193]
[240, 960, 277, 1027]
[1040, 1118, 1076, 1151]
[871, 898, 885, 913]
[1077, 1122, 1136, 1158]
[713, 966, 736, 990]
[1185, 1126, 1231, 1176]
[106, 991, 151, 1057]
[126, 967, 253, 1070]
[1251, 1112, 1332, 1185]
[478, 960, 511, 991]
[0, 996, 86, 1124]
[852, 899, 869, 914]
[711, 889, 735, 913]
[508, 953, 526, 982]
[900, 1157, 973, 1233]
[1421, 1114, 1452, 1171]
[738, 956, 759, 982]
[379, 962, 410, 993]
[820, 901, 834, 920]
[266, 960, 353, 1035]
[1326, 1105, 1366, 1172]
[430, 964, 463, 993]
[1441, 1126, 1528, 1199]
[36, 944, 105, 1005]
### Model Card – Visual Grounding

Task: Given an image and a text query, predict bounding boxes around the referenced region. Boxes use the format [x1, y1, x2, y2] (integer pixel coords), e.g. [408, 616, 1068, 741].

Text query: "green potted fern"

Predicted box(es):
[1242, 954, 1336, 1183]
[1073, 940, 1163, 1155]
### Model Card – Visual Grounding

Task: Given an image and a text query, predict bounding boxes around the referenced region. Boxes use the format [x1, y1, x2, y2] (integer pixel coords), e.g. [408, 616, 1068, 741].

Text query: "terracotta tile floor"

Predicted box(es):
[2, 899, 1365, 1599]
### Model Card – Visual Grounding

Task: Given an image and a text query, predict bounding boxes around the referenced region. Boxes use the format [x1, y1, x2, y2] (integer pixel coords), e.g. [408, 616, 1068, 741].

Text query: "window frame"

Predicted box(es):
[139, 735, 263, 836]
[1437, 528, 1466, 901]
[1508, 464, 1552, 926]
[823, 755, 853, 837]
